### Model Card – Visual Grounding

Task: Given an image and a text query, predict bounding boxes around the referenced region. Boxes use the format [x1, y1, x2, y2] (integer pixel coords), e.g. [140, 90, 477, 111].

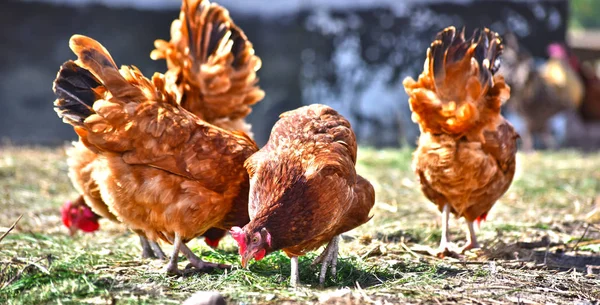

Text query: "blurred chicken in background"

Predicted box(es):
[562, 45, 600, 123]
[501, 33, 584, 152]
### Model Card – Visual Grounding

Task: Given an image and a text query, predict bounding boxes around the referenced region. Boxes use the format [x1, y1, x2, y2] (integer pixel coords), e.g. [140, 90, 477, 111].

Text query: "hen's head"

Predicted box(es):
[230, 226, 272, 268]
[61, 198, 100, 236]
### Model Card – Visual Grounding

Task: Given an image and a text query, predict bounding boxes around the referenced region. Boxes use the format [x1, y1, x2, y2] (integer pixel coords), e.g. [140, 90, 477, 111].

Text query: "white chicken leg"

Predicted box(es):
[460, 220, 481, 253]
[437, 203, 451, 257]
[290, 256, 299, 287]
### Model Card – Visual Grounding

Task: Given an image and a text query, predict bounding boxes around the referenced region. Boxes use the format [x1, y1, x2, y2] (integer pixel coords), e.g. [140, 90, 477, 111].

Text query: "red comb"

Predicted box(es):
[230, 226, 246, 254]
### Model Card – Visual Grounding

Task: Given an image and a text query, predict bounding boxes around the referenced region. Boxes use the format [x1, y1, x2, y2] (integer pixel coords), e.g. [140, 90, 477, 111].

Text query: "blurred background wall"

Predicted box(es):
[2, 0, 599, 149]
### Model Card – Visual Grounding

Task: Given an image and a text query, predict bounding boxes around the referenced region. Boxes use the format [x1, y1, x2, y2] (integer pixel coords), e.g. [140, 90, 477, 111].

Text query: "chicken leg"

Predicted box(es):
[164, 233, 229, 275]
[436, 203, 452, 258]
[139, 235, 166, 260]
[139, 235, 155, 259]
[312, 235, 339, 286]
[460, 220, 481, 253]
[150, 240, 166, 260]
[180, 242, 230, 271]
[290, 256, 299, 287]
[164, 233, 184, 275]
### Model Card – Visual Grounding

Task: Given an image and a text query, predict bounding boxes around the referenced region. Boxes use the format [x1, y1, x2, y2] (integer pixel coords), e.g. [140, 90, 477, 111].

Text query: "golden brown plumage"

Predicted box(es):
[151, 0, 264, 136]
[67, 141, 116, 222]
[230, 104, 375, 286]
[61, 0, 262, 259]
[53, 34, 257, 274]
[403, 27, 518, 255]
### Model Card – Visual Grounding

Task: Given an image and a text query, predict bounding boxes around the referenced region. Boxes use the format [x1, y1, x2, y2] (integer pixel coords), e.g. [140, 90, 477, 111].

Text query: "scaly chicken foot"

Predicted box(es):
[164, 233, 184, 275]
[312, 235, 339, 286]
[459, 221, 481, 253]
[180, 242, 230, 272]
[164, 233, 230, 275]
[290, 256, 299, 287]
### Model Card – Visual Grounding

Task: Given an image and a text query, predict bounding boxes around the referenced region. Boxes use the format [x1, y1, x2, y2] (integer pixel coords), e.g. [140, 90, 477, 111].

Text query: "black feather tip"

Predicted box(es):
[53, 61, 101, 124]
[430, 26, 503, 87]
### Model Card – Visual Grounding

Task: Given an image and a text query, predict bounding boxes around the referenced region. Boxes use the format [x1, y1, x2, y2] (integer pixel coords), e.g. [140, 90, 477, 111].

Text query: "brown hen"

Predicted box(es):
[403, 27, 519, 255]
[230, 104, 375, 286]
[62, 0, 262, 260]
[53, 34, 258, 274]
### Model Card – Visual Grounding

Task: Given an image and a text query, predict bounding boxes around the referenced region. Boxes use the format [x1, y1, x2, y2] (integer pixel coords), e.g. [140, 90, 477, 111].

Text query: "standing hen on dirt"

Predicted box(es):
[230, 104, 375, 287]
[403, 27, 519, 256]
[53, 26, 260, 274]
[60, 0, 263, 260]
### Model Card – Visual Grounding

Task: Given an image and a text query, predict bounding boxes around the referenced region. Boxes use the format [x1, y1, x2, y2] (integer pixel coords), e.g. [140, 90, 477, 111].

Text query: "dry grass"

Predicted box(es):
[0, 145, 599, 304]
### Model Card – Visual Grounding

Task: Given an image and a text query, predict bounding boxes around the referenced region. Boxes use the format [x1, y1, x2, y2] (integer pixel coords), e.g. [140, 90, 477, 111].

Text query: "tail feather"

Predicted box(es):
[150, 0, 264, 122]
[53, 61, 102, 125]
[68, 35, 123, 87]
[403, 26, 509, 137]
[53, 35, 125, 125]
[54, 35, 163, 126]
[430, 26, 503, 96]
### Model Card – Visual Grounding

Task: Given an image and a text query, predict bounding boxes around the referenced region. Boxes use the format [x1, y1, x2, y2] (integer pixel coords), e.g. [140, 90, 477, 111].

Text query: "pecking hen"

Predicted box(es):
[230, 104, 375, 286]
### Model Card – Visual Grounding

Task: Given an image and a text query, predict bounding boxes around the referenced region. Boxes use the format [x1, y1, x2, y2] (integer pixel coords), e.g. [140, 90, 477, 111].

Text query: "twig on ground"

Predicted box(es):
[0, 214, 23, 243]
[543, 239, 551, 266]
[571, 223, 590, 254]
[400, 242, 422, 259]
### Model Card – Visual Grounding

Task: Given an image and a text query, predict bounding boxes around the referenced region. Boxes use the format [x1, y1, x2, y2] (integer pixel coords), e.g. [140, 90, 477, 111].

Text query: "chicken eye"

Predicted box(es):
[252, 237, 258, 243]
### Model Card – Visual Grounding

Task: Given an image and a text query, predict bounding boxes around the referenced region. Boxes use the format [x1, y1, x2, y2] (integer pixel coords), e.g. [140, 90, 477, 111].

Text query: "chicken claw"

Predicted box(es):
[436, 204, 452, 258]
[181, 243, 231, 272]
[312, 235, 339, 286]
[164, 233, 229, 275]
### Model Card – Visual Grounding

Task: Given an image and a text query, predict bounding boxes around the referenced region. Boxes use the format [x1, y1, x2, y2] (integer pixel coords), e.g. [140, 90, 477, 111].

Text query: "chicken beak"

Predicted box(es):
[68, 225, 77, 236]
[242, 252, 254, 268]
[241, 253, 251, 269]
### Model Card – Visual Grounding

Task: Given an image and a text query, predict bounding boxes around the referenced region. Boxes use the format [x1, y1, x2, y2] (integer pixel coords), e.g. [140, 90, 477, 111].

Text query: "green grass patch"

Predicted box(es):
[1, 146, 600, 304]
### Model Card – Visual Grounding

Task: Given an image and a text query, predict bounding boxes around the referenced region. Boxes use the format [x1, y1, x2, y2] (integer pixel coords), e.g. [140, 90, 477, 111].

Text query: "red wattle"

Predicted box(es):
[204, 237, 220, 249]
[254, 248, 266, 261]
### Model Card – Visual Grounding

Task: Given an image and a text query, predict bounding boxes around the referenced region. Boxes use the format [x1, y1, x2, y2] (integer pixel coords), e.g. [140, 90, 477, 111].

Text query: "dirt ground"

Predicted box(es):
[0, 146, 599, 304]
